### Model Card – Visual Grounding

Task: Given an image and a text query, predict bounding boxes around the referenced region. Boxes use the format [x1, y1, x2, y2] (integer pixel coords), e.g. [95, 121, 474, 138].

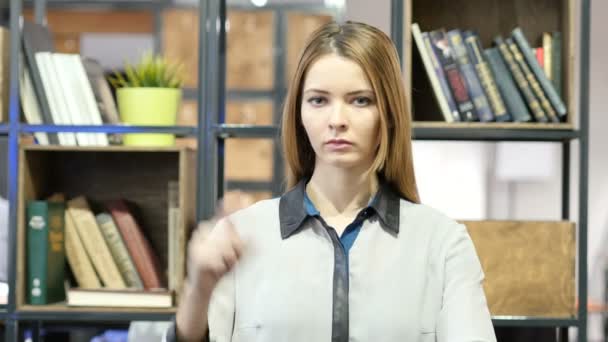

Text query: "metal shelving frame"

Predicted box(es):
[389, 0, 590, 340]
[2, 0, 591, 341]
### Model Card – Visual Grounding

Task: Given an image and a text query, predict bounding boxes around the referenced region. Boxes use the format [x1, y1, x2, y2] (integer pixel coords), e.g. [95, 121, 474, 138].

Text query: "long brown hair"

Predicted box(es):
[281, 21, 420, 203]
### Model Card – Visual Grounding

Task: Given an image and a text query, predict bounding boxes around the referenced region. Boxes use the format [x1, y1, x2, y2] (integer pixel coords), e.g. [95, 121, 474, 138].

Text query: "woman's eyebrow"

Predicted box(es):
[303, 88, 330, 95]
[303, 89, 373, 95]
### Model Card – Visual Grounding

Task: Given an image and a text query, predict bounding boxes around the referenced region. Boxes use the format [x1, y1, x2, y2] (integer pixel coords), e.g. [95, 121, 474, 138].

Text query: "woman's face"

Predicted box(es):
[300, 54, 380, 171]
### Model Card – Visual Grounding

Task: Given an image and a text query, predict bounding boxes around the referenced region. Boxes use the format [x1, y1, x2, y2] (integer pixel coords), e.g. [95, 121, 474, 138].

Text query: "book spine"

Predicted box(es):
[512, 28, 566, 119]
[64, 211, 101, 288]
[411, 24, 454, 122]
[551, 32, 562, 98]
[21, 23, 60, 144]
[494, 36, 547, 122]
[67, 196, 127, 289]
[46, 201, 66, 303]
[464, 32, 510, 122]
[543, 32, 553, 81]
[96, 213, 144, 289]
[107, 199, 164, 289]
[448, 29, 494, 122]
[535, 48, 544, 68]
[429, 30, 477, 121]
[506, 37, 559, 123]
[0, 28, 8, 123]
[484, 47, 532, 122]
[422, 32, 460, 122]
[27, 201, 49, 305]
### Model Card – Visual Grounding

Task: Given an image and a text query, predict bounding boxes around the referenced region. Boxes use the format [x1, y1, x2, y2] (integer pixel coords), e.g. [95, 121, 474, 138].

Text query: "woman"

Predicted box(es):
[167, 21, 496, 342]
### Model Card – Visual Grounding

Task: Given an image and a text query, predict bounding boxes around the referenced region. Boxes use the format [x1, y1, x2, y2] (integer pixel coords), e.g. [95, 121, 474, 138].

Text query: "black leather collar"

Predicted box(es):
[279, 178, 401, 239]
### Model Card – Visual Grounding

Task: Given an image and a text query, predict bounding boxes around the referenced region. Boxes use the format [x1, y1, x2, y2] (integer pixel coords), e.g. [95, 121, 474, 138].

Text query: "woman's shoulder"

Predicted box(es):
[225, 197, 282, 239]
[230, 197, 281, 219]
[398, 199, 467, 238]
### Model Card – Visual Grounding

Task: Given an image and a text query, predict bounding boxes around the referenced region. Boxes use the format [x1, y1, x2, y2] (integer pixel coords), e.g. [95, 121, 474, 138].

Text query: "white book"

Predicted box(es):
[51, 53, 93, 146]
[70, 54, 109, 146]
[35, 52, 77, 145]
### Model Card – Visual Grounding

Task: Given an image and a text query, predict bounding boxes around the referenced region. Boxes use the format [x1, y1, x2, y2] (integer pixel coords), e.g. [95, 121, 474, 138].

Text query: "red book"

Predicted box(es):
[535, 47, 544, 68]
[106, 199, 164, 289]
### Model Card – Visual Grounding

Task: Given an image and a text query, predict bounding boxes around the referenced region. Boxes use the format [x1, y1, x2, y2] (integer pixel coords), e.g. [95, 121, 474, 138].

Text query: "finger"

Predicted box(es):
[209, 259, 228, 278]
[224, 218, 245, 258]
[222, 247, 238, 270]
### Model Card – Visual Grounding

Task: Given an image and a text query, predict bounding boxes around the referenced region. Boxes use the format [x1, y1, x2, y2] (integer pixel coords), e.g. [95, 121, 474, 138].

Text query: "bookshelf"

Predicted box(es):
[404, 0, 577, 129]
[1, 1, 591, 342]
[393, 0, 589, 340]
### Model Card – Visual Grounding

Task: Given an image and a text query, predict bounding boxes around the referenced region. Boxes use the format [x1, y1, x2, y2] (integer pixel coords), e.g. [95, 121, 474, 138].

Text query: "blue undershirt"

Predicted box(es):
[303, 193, 368, 255]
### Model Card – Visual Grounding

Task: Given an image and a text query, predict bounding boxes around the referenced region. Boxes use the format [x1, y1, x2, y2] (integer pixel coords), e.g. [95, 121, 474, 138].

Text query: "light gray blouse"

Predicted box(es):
[166, 181, 496, 342]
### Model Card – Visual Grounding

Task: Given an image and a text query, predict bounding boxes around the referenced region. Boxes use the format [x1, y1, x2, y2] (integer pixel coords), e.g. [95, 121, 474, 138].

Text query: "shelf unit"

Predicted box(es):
[392, 0, 589, 341]
[2, 0, 591, 342]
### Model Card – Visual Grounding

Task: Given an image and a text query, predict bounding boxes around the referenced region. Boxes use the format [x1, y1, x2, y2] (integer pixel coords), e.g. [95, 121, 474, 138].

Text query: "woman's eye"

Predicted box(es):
[307, 97, 326, 106]
[353, 96, 372, 106]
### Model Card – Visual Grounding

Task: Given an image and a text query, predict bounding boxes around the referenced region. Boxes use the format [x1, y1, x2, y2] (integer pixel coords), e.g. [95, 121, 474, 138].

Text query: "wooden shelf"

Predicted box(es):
[16, 147, 197, 313]
[412, 122, 578, 141]
[20, 124, 198, 136]
[492, 317, 578, 327]
[405, 0, 576, 126]
[16, 305, 175, 322]
[20, 144, 192, 153]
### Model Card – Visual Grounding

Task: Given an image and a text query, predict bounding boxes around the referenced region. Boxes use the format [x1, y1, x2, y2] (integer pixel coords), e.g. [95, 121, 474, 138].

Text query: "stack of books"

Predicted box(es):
[17, 21, 123, 146]
[25, 185, 183, 309]
[412, 24, 565, 124]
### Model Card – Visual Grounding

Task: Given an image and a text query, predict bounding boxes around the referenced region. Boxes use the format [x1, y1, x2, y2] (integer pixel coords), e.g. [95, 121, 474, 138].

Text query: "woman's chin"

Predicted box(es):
[318, 156, 372, 171]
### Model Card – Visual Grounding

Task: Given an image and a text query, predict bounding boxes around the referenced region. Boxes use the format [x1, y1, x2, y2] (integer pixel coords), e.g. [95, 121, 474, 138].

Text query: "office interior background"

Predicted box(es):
[0, 0, 607, 340]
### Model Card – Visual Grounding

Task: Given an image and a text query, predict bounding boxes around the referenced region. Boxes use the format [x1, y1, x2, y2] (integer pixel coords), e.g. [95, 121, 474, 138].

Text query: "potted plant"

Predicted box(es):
[109, 53, 184, 146]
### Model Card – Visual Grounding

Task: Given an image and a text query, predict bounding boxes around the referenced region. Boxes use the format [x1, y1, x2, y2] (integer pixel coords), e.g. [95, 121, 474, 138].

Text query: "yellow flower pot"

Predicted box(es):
[118, 87, 182, 146]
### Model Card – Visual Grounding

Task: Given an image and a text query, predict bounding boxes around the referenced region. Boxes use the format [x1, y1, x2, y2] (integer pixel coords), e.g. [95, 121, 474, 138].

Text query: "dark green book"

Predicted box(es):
[484, 47, 531, 122]
[512, 27, 566, 120]
[464, 31, 510, 122]
[551, 32, 562, 98]
[494, 36, 547, 123]
[506, 37, 559, 123]
[27, 200, 66, 305]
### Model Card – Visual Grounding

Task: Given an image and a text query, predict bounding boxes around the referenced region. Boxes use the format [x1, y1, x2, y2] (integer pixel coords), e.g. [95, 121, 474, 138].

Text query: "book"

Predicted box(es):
[64, 210, 101, 289]
[0, 26, 8, 123]
[422, 32, 460, 122]
[429, 29, 477, 122]
[551, 32, 562, 98]
[411, 23, 456, 122]
[96, 213, 144, 289]
[167, 180, 184, 293]
[65, 282, 172, 308]
[542, 33, 553, 81]
[448, 29, 494, 122]
[81, 57, 120, 125]
[21, 21, 60, 144]
[19, 52, 50, 145]
[494, 36, 547, 122]
[535, 47, 544, 68]
[107, 199, 165, 290]
[512, 27, 566, 120]
[484, 47, 532, 122]
[27, 200, 66, 305]
[506, 37, 559, 123]
[463, 32, 510, 122]
[35, 51, 78, 145]
[67, 196, 126, 289]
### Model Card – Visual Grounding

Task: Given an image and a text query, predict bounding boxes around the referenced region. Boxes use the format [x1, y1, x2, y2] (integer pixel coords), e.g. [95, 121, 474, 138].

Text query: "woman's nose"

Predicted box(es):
[328, 103, 348, 130]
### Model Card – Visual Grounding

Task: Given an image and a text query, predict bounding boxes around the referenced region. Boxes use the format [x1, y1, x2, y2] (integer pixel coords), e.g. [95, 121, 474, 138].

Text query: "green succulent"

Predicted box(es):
[109, 52, 184, 89]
